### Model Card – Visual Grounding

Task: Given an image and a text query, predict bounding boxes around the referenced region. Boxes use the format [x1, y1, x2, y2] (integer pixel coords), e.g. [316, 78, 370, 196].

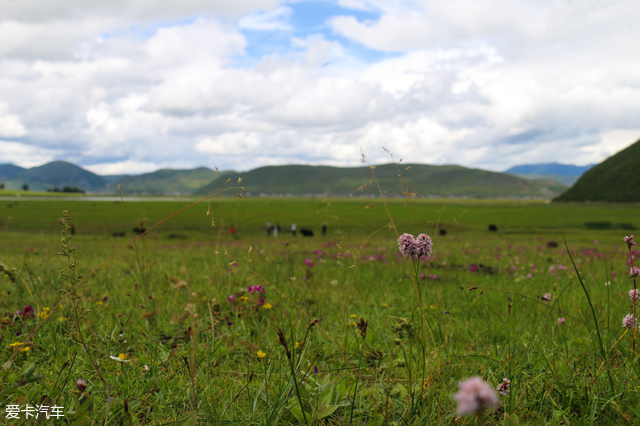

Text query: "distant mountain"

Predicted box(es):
[555, 139, 640, 202]
[114, 167, 220, 195]
[506, 163, 593, 186]
[506, 163, 594, 176]
[195, 164, 561, 198]
[0, 164, 25, 179]
[0, 161, 107, 192]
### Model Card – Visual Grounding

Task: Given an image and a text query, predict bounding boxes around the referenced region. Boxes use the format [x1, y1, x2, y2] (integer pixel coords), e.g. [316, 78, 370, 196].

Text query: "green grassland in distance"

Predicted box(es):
[195, 163, 560, 198]
[113, 167, 224, 195]
[555, 138, 640, 202]
[0, 198, 637, 245]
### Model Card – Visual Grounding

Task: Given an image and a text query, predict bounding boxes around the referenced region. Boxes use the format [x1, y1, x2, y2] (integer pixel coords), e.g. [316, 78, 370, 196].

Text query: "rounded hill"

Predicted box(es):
[555, 139, 640, 202]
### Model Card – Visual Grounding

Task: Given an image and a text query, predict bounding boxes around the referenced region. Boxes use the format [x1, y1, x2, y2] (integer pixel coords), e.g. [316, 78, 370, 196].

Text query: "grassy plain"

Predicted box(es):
[1, 196, 640, 424]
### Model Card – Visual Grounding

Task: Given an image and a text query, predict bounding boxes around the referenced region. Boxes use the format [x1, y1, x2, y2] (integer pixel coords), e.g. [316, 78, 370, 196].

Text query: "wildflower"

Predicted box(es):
[304, 258, 313, 267]
[143, 365, 149, 372]
[330, 279, 338, 286]
[239, 296, 248, 303]
[8, 342, 30, 353]
[542, 293, 551, 302]
[415, 234, 433, 258]
[469, 265, 478, 272]
[314, 366, 319, 373]
[226, 321, 233, 326]
[110, 353, 131, 362]
[630, 289, 640, 301]
[76, 379, 87, 392]
[623, 314, 636, 328]
[604, 281, 611, 286]
[630, 267, 640, 277]
[263, 302, 272, 309]
[420, 273, 426, 279]
[102, 296, 108, 302]
[227, 295, 236, 303]
[625, 235, 636, 248]
[454, 376, 500, 415]
[558, 317, 565, 325]
[256, 350, 266, 358]
[256, 298, 265, 306]
[22, 305, 34, 318]
[38, 307, 50, 320]
[398, 233, 418, 258]
[496, 378, 510, 396]
[248, 285, 265, 293]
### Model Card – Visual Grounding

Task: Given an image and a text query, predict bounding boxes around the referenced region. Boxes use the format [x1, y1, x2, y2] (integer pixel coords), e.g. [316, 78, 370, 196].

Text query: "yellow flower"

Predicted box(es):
[8, 342, 30, 353]
[263, 302, 272, 309]
[38, 307, 50, 320]
[349, 314, 357, 318]
[58, 317, 65, 323]
[239, 296, 248, 303]
[294, 342, 300, 349]
[118, 353, 126, 361]
[429, 305, 436, 310]
[381, 303, 388, 308]
[96, 301, 103, 306]
[256, 350, 266, 358]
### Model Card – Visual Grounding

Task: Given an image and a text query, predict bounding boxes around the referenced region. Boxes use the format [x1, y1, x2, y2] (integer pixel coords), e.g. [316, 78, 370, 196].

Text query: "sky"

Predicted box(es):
[0, 0, 639, 175]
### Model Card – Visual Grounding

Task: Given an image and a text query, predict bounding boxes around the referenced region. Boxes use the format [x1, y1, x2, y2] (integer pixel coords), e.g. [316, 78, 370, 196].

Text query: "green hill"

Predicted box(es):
[114, 167, 220, 195]
[555, 139, 640, 202]
[0, 161, 107, 192]
[195, 163, 559, 198]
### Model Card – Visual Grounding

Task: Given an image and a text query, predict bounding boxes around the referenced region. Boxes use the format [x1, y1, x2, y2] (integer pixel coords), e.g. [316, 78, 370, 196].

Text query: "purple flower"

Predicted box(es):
[623, 314, 636, 328]
[248, 285, 265, 294]
[631, 266, 640, 277]
[420, 273, 426, 280]
[227, 321, 233, 326]
[314, 366, 318, 373]
[469, 265, 478, 272]
[102, 296, 108, 302]
[22, 305, 34, 318]
[14, 310, 22, 316]
[415, 233, 433, 258]
[496, 378, 510, 396]
[398, 233, 418, 258]
[558, 317, 565, 325]
[304, 258, 313, 267]
[454, 376, 500, 415]
[625, 235, 636, 248]
[256, 298, 265, 306]
[630, 289, 640, 301]
[227, 295, 236, 303]
[76, 379, 87, 392]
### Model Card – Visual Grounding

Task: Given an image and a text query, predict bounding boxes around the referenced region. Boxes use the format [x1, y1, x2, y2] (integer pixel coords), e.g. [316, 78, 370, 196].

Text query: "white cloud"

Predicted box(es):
[0, 140, 59, 167]
[1, 0, 640, 175]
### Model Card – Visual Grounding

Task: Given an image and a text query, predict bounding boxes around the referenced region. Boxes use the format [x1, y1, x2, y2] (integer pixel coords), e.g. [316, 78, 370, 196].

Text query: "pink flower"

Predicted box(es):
[227, 295, 236, 303]
[558, 317, 565, 325]
[454, 376, 500, 415]
[496, 378, 510, 396]
[630, 289, 640, 301]
[542, 293, 551, 302]
[248, 285, 265, 293]
[398, 233, 418, 258]
[304, 258, 313, 267]
[415, 233, 433, 258]
[623, 314, 636, 328]
[469, 265, 478, 272]
[630, 266, 640, 277]
[625, 235, 636, 248]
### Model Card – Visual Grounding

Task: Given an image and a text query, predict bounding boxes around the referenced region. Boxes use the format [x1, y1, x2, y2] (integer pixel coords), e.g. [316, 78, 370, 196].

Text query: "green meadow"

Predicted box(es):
[1, 195, 640, 424]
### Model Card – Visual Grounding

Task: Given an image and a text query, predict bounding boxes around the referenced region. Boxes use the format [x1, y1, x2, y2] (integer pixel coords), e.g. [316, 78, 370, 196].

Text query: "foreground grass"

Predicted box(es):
[0, 199, 639, 424]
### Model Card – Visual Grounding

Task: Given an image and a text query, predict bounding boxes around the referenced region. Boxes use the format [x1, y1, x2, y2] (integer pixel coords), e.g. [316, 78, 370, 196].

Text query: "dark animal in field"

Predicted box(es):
[439, 229, 447, 236]
[488, 224, 498, 232]
[112, 232, 126, 237]
[168, 233, 187, 239]
[547, 241, 558, 248]
[133, 226, 147, 235]
[300, 228, 314, 237]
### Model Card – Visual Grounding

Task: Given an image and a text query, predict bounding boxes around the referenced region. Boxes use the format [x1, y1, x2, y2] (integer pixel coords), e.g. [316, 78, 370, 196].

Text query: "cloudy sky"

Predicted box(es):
[0, 0, 639, 175]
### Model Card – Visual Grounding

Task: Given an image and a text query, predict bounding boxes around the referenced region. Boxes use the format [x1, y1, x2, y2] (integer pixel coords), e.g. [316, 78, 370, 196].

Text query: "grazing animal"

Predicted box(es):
[488, 224, 498, 232]
[438, 229, 447, 236]
[133, 226, 147, 235]
[300, 228, 314, 237]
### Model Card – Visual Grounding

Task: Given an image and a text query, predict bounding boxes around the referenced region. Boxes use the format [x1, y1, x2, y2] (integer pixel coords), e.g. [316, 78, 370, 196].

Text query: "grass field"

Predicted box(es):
[1, 194, 640, 424]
